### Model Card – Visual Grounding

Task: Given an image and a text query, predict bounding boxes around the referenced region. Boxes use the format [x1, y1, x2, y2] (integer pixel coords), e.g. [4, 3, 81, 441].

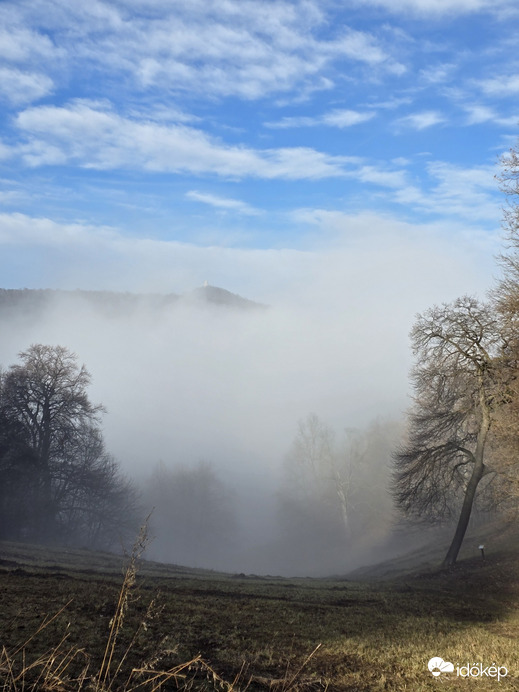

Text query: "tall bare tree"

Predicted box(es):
[1, 345, 103, 537]
[0, 344, 139, 546]
[283, 414, 397, 551]
[285, 413, 353, 537]
[393, 296, 507, 567]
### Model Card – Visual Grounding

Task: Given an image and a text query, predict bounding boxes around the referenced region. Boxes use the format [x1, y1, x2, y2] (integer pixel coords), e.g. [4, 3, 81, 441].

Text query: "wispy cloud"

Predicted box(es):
[464, 104, 497, 124]
[266, 109, 375, 129]
[355, 165, 408, 188]
[419, 63, 456, 84]
[0, 0, 402, 103]
[129, 20, 404, 98]
[395, 110, 446, 130]
[0, 67, 53, 105]
[350, 0, 517, 16]
[463, 104, 519, 127]
[478, 74, 519, 96]
[0, 24, 58, 63]
[14, 101, 352, 180]
[394, 161, 499, 221]
[186, 190, 261, 216]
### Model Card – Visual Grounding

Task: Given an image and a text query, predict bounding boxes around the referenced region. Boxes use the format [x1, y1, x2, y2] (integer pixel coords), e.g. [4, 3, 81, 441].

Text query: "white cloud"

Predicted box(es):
[323, 110, 375, 127]
[351, 0, 516, 16]
[323, 27, 396, 66]
[0, 24, 57, 63]
[0, 67, 53, 105]
[0, 212, 119, 246]
[496, 115, 519, 128]
[15, 101, 351, 180]
[420, 63, 456, 84]
[9, 101, 421, 194]
[186, 191, 261, 216]
[129, 22, 402, 99]
[266, 109, 375, 129]
[0, 140, 15, 161]
[465, 104, 497, 125]
[0, 0, 402, 102]
[478, 75, 519, 97]
[354, 165, 408, 188]
[463, 104, 519, 127]
[126, 14, 403, 98]
[367, 96, 413, 110]
[394, 161, 500, 221]
[395, 110, 446, 130]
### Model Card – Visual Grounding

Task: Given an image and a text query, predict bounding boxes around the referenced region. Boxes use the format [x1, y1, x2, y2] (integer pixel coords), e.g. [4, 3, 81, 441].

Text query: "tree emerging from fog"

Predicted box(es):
[0, 344, 139, 548]
[278, 414, 398, 573]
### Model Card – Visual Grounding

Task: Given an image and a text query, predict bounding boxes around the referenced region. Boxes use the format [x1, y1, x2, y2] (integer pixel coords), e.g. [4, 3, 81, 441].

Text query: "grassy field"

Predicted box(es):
[0, 527, 518, 691]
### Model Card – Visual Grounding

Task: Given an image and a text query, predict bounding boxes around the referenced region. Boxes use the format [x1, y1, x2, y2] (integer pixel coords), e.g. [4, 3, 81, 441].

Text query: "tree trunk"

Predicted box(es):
[334, 478, 351, 539]
[443, 391, 490, 567]
[442, 461, 485, 567]
[36, 400, 55, 540]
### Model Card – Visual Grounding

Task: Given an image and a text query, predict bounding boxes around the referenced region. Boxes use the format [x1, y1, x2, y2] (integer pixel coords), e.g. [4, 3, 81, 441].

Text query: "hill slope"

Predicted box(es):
[0, 285, 265, 318]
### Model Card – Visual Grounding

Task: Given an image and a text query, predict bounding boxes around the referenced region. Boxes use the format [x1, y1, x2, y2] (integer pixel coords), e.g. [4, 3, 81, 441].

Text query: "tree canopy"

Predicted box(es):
[0, 344, 139, 548]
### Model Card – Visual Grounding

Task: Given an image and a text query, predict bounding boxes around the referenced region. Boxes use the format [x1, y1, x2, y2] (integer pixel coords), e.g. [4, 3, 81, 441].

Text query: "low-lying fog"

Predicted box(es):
[0, 216, 498, 575]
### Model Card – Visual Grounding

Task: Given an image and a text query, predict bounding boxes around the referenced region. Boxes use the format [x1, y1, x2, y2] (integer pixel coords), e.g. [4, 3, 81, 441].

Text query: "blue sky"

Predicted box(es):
[0, 0, 517, 298]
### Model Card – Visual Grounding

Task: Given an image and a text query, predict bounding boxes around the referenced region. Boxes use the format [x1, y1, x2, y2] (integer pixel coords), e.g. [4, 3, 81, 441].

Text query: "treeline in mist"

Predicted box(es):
[0, 341, 399, 574]
[142, 417, 400, 575]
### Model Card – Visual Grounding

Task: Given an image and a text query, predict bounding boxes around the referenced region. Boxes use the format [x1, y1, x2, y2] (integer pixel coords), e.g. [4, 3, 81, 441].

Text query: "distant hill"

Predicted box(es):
[183, 285, 266, 310]
[0, 286, 265, 318]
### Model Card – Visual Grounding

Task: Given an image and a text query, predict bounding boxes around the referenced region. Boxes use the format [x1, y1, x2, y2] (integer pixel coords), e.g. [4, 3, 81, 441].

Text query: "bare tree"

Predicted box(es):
[52, 422, 140, 548]
[0, 344, 139, 546]
[283, 414, 397, 550]
[285, 414, 353, 537]
[393, 296, 507, 566]
[0, 345, 103, 537]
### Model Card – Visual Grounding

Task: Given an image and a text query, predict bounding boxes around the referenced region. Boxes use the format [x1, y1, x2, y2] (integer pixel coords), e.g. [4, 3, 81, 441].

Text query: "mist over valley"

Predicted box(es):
[0, 284, 416, 576]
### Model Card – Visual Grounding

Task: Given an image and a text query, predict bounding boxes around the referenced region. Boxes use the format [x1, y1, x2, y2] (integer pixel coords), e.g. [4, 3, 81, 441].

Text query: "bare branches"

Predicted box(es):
[394, 297, 505, 565]
[0, 344, 139, 548]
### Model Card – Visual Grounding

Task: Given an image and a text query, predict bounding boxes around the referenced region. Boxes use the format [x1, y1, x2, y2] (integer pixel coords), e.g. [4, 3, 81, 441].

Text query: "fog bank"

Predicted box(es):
[0, 213, 499, 574]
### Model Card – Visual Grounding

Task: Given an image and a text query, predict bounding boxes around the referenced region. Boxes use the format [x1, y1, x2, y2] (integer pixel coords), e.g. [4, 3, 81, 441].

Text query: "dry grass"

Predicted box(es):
[0, 520, 325, 692]
[1, 528, 519, 691]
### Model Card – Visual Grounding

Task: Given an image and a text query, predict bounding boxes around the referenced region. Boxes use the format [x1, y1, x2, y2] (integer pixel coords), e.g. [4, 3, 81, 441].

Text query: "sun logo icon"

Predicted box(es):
[428, 657, 454, 677]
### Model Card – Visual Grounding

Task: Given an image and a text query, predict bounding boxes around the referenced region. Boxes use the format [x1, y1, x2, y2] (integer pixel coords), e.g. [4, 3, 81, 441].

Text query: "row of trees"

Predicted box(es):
[141, 419, 398, 575]
[393, 142, 519, 566]
[0, 344, 139, 549]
